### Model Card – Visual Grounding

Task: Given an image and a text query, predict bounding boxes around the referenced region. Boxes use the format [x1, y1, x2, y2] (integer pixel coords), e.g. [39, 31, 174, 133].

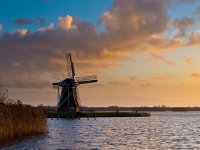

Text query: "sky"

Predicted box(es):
[1, 0, 200, 107]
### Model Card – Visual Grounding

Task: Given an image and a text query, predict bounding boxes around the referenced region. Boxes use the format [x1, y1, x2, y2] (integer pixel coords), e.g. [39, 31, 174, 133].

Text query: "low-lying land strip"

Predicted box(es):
[47, 111, 151, 118]
[42, 105, 200, 112]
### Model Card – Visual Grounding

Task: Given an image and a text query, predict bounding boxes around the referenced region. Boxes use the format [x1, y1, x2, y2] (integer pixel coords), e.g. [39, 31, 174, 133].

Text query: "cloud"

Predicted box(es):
[187, 31, 200, 46]
[151, 74, 174, 80]
[129, 76, 151, 87]
[108, 79, 131, 86]
[0, 71, 51, 88]
[191, 72, 200, 78]
[148, 53, 175, 66]
[146, 34, 184, 52]
[58, 15, 75, 30]
[38, 23, 54, 32]
[35, 17, 46, 26]
[0, 0, 198, 89]
[12, 29, 29, 37]
[100, 0, 170, 41]
[13, 18, 34, 25]
[172, 17, 194, 37]
[139, 83, 151, 87]
[174, 0, 196, 3]
[129, 76, 142, 82]
[195, 6, 200, 14]
[184, 57, 193, 64]
[13, 17, 46, 26]
[0, 24, 2, 31]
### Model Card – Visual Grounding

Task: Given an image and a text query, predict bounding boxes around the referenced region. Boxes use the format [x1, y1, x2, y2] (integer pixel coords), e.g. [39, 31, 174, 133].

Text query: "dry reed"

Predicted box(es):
[0, 101, 47, 145]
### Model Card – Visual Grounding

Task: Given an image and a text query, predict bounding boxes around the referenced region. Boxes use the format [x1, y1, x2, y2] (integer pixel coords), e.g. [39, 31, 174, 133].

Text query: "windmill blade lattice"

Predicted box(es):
[75, 75, 98, 84]
[52, 52, 98, 114]
[66, 53, 75, 79]
[75, 86, 81, 106]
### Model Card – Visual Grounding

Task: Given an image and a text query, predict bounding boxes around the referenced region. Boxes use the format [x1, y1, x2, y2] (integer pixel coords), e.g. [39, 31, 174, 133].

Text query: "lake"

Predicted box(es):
[2, 112, 200, 150]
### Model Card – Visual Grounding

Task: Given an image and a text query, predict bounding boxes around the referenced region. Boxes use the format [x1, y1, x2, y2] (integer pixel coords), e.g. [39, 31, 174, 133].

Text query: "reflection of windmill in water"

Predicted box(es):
[52, 53, 98, 114]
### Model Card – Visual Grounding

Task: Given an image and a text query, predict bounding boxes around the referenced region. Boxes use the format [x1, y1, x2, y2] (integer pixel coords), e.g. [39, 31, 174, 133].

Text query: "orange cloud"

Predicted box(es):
[12, 29, 29, 37]
[191, 72, 200, 78]
[148, 53, 175, 66]
[38, 23, 54, 32]
[129, 76, 141, 81]
[139, 83, 151, 87]
[146, 34, 185, 53]
[108, 79, 131, 86]
[58, 15, 74, 30]
[184, 57, 193, 64]
[151, 74, 174, 80]
[187, 31, 200, 46]
[172, 17, 194, 37]
[0, 0, 199, 89]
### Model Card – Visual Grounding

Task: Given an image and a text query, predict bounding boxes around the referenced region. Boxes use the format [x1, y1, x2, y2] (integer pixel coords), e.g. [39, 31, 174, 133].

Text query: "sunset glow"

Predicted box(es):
[1, 0, 200, 106]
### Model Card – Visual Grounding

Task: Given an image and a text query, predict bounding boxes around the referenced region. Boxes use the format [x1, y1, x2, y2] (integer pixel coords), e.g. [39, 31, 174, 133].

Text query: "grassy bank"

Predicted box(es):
[47, 111, 151, 118]
[0, 102, 47, 146]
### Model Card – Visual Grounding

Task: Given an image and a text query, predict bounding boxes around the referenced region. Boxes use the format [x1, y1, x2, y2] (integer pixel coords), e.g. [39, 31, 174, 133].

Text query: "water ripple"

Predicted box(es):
[2, 112, 200, 150]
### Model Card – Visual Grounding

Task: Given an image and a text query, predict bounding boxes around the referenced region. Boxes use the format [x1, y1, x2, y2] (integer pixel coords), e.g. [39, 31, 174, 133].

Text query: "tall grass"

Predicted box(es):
[0, 101, 47, 145]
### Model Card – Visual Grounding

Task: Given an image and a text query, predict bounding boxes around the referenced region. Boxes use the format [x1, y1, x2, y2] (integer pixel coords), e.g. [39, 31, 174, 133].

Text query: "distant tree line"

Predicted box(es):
[81, 106, 200, 111]
[39, 105, 200, 112]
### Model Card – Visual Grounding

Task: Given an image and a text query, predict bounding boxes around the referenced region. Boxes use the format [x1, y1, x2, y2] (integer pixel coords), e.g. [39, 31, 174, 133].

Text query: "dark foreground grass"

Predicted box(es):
[0, 102, 47, 146]
[47, 111, 151, 118]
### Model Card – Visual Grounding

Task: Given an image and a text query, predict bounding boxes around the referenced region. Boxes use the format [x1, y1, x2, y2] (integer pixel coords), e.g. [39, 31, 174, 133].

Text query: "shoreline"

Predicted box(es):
[47, 112, 151, 118]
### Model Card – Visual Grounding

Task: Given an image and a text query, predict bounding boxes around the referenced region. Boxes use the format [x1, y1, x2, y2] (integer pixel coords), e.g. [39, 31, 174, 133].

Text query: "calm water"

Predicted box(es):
[2, 112, 200, 150]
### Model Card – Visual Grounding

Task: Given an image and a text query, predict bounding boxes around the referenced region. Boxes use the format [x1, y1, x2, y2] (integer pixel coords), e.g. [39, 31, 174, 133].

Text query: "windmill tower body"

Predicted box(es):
[53, 53, 98, 113]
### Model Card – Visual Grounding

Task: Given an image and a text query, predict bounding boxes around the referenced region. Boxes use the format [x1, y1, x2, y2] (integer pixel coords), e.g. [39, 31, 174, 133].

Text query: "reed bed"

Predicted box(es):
[0, 101, 47, 146]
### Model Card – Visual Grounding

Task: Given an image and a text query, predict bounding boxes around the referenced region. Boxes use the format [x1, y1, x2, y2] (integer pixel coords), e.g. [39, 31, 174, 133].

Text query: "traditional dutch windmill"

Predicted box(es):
[52, 53, 98, 113]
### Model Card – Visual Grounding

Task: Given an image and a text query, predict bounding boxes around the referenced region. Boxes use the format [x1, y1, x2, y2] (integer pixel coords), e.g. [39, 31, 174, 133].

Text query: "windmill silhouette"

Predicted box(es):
[52, 53, 98, 114]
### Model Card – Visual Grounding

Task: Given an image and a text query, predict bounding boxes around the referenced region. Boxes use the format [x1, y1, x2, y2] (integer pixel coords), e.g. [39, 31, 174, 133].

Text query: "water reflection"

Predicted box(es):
[2, 112, 200, 150]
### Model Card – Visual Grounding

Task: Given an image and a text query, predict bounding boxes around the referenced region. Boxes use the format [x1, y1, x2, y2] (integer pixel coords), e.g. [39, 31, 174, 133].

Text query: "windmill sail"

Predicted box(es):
[52, 52, 98, 114]
[74, 86, 81, 106]
[75, 75, 98, 84]
[66, 53, 75, 79]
